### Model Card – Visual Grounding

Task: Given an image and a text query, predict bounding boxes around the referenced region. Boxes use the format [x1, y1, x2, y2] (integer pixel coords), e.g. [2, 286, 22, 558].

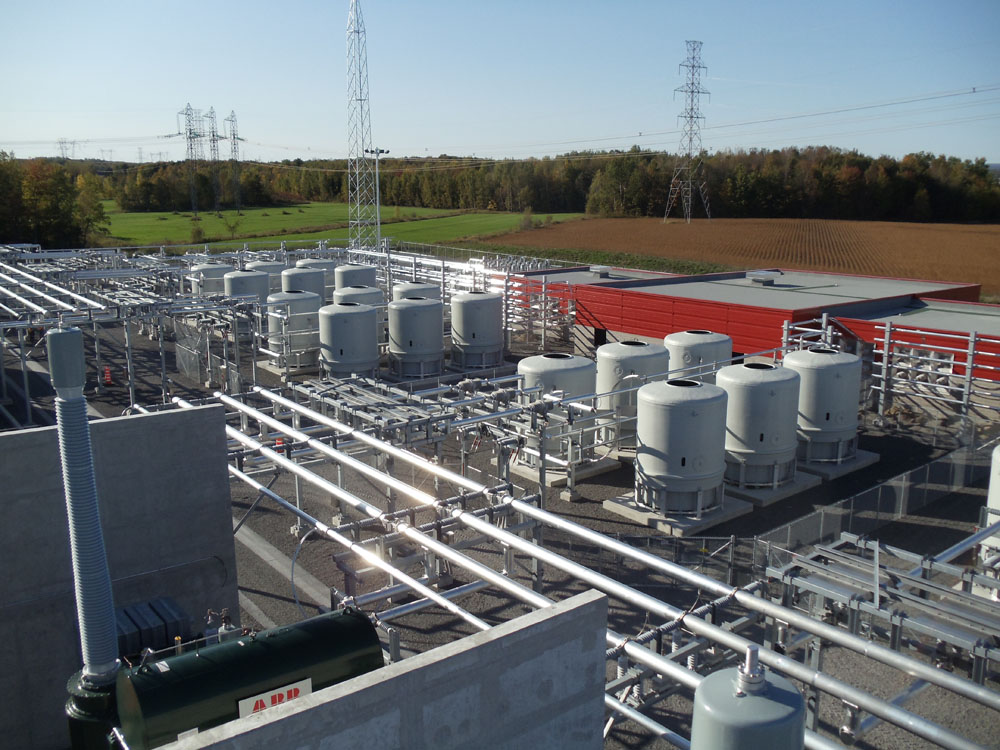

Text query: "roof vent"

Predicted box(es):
[590, 265, 611, 279]
[747, 270, 781, 286]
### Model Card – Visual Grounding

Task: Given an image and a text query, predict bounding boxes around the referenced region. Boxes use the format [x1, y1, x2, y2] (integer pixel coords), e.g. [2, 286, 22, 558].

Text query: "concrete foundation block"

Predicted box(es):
[603, 493, 753, 537]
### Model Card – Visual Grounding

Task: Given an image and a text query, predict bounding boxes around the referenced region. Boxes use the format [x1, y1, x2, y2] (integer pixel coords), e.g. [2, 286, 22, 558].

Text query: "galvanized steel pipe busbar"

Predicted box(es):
[235, 389, 994, 750]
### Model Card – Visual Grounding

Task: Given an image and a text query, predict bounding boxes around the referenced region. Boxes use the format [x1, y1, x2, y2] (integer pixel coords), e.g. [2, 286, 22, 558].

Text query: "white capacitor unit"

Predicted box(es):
[245, 260, 287, 293]
[335, 264, 377, 290]
[663, 330, 732, 383]
[388, 297, 444, 378]
[281, 267, 326, 300]
[392, 282, 441, 301]
[716, 362, 801, 488]
[190, 263, 233, 295]
[450, 291, 504, 369]
[596, 341, 670, 448]
[635, 379, 727, 515]
[266, 290, 321, 368]
[319, 303, 379, 378]
[223, 270, 270, 307]
[782, 347, 862, 463]
[296, 258, 339, 300]
[517, 353, 598, 468]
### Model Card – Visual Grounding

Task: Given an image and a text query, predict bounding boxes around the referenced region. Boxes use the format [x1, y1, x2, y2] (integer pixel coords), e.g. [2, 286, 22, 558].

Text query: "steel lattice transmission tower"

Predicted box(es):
[347, 0, 379, 249]
[224, 111, 241, 213]
[179, 103, 204, 216]
[664, 41, 712, 224]
[205, 107, 223, 213]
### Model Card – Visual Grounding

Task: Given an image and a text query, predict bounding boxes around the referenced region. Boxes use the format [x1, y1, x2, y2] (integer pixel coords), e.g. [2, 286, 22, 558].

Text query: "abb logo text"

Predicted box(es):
[237, 678, 312, 719]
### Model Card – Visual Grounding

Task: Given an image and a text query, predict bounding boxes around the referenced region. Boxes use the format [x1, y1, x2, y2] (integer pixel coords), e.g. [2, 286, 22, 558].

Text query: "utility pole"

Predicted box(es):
[364, 147, 388, 248]
[347, 0, 379, 249]
[224, 111, 241, 213]
[58, 139, 69, 159]
[206, 107, 222, 213]
[137, 147, 143, 163]
[664, 40, 712, 224]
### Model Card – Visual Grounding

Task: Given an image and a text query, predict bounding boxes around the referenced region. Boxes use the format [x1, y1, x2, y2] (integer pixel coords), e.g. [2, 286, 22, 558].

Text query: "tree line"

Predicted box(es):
[107, 146, 999, 222]
[0, 152, 108, 248]
[2, 146, 998, 249]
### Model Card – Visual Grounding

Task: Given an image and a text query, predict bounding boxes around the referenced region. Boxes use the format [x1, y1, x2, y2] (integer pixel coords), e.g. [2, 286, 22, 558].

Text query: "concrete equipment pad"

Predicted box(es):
[724, 471, 823, 507]
[256, 359, 320, 379]
[603, 493, 753, 537]
[798, 449, 880, 480]
[509, 455, 622, 488]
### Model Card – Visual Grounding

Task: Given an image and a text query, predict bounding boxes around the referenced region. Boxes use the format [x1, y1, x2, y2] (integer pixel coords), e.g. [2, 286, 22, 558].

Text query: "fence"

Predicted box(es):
[173, 316, 242, 392]
[753, 436, 998, 573]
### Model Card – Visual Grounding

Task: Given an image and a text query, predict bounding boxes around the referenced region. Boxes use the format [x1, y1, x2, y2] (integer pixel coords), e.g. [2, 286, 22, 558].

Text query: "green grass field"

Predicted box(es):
[103, 201, 458, 246]
[271, 212, 584, 245]
[103, 200, 584, 248]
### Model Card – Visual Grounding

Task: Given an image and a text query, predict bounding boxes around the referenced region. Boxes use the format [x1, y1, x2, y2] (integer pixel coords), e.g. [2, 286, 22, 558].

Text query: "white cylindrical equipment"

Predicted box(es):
[319, 303, 379, 378]
[266, 290, 321, 368]
[245, 260, 287, 293]
[450, 291, 504, 369]
[663, 330, 732, 383]
[518, 353, 596, 402]
[281, 267, 326, 300]
[717, 362, 801, 489]
[596, 340, 670, 448]
[690, 648, 805, 750]
[388, 297, 444, 378]
[334, 285, 386, 342]
[517, 353, 598, 468]
[782, 347, 862, 463]
[296, 258, 339, 300]
[333, 285, 383, 306]
[635, 379, 727, 515]
[190, 263, 233, 295]
[335, 263, 377, 290]
[223, 270, 269, 307]
[392, 282, 441, 301]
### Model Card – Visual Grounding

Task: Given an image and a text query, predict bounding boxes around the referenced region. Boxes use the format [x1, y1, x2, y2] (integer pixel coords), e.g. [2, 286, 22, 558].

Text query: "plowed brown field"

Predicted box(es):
[492, 218, 1000, 297]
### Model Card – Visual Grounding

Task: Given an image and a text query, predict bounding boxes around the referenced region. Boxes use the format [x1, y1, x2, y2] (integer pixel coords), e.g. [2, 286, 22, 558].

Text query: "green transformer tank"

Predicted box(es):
[116, 608, 383, 749]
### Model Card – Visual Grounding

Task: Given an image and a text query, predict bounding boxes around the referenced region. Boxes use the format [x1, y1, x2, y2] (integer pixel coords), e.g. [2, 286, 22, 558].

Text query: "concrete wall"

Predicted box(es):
[171, 590, 607, 750]
[0, 405, 237, 749]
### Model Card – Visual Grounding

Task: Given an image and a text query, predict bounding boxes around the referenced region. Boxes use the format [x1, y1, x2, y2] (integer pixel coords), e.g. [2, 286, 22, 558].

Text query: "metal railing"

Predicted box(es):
[753, 435, 999, 573]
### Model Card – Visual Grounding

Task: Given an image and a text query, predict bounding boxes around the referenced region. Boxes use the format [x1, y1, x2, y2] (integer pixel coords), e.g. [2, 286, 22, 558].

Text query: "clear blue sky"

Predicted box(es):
[2, 0, 998, 164]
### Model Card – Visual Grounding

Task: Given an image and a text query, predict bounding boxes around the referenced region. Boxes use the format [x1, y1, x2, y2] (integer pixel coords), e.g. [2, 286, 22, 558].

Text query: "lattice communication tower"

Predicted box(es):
[664, 41, 712, 224]
[347, 0, 379, 249]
